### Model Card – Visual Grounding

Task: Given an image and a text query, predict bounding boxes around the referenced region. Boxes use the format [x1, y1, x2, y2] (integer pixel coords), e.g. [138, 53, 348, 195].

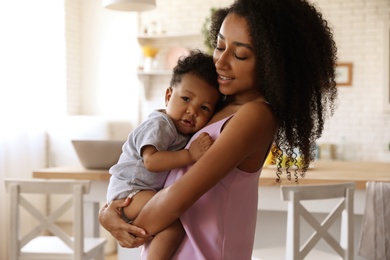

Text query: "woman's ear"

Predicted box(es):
[165, 87, 173, 106]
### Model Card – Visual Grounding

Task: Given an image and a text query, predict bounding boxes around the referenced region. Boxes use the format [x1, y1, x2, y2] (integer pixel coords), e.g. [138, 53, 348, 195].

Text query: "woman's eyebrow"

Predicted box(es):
[218, 32, 253, 50]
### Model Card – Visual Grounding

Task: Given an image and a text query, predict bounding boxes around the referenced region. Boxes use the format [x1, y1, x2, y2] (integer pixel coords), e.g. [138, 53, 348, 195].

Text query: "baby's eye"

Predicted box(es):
[181, 97, 190, 102]
[201, 105, 211, 112]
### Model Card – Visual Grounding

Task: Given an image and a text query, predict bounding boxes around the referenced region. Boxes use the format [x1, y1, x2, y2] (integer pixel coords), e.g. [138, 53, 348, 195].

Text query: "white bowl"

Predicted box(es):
[71, 140, 125, 169]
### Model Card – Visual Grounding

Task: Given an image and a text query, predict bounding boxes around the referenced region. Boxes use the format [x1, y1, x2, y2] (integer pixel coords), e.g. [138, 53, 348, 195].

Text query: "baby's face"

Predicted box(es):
[165, 73, 220, 135]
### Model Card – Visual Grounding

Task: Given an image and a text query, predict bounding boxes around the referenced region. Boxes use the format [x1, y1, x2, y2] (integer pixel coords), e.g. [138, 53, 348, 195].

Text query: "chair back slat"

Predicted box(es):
[281, 182, 355, 201]
[5, 179, 91, 194]
[73, 183, 84, 257]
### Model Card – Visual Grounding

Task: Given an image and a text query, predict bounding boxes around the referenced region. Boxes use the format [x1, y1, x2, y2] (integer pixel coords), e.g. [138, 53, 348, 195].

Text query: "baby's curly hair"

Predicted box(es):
[209, 0, 338, 181]
[170, 50, 219, 92]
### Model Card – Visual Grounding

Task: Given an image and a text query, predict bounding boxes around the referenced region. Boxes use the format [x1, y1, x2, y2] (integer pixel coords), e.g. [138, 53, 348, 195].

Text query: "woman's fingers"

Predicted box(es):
[98, 198, 150, 248]
[109, 197, 131, 214]
[111, 221, 150, 248]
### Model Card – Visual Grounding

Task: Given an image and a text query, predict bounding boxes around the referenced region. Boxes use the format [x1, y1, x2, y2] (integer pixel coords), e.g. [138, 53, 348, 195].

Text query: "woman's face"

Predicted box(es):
[213, 13, 257, 100]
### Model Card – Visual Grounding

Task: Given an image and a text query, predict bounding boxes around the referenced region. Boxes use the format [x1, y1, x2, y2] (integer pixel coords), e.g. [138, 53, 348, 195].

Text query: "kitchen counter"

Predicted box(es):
[33, 166, 110, 181]
[32, 160, 390, 218]
[260, 160, 390, 189]
[33, 160, 390, 189]
[32, 160, 390, 260]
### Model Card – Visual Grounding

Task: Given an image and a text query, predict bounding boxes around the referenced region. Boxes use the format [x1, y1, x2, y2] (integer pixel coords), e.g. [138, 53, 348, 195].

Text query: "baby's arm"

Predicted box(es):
[142, 132, 213, 172]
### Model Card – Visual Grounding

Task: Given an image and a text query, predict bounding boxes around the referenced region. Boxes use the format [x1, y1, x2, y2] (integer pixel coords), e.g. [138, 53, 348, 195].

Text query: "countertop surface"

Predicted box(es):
[260, 160, 390, 189]
[33, 160, 390, 189]
[33, 166, 110, 181]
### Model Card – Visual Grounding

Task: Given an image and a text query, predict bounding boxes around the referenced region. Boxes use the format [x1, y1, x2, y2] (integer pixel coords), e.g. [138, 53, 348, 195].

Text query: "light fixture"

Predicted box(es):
[103, 0, 156, 12]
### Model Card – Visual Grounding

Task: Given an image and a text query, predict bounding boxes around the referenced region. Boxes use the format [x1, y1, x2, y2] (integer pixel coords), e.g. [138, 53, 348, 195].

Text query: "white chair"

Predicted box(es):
[252, 182, 355, 260]
[5, 178, 107, 260]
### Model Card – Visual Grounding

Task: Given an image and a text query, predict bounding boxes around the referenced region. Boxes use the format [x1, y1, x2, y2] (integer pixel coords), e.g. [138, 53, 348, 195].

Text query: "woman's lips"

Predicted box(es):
[219, 75, 233, 80]
[218, 74, 234, 84]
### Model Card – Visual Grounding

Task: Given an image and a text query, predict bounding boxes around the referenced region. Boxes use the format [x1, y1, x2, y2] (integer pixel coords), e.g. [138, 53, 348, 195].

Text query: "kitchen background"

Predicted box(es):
[0, 0, 389, 259]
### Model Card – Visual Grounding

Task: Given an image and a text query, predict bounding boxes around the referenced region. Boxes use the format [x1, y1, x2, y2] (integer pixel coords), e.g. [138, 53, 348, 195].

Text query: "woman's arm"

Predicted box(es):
[132, 101, 277, 235]
[99, 134, 214, 247]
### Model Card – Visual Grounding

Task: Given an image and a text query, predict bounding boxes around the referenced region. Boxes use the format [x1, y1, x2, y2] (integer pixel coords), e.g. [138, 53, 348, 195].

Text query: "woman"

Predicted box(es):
[99, 0, 337, 258]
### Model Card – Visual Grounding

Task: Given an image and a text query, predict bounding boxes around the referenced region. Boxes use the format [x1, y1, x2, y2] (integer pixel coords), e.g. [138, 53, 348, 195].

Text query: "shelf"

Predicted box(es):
[137, 32, 200, 40]
[136, 31, 202, 118]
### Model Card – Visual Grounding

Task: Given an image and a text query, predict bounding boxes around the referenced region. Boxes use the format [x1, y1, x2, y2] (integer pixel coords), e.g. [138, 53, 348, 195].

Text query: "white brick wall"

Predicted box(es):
[139, 0, 390, 162]
[316, 0, 390, 162]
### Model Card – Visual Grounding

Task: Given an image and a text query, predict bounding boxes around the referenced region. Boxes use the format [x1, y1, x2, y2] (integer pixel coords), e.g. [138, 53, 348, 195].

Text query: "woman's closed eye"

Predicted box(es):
[215, 46, 247, 61]
[234, 53, 247, 60]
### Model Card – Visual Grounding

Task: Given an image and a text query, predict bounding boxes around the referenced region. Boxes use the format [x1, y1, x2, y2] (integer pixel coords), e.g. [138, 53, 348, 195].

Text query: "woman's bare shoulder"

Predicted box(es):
[235, 100, 275, 123]
[219, 100, 276, 146]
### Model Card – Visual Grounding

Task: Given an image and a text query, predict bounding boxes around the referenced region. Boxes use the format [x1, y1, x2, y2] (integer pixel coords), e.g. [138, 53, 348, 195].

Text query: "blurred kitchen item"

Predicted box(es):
[71, 140, 124, 169]
[319, 143, 336, 160]
[103, 0, 156, 12]
[141, 46, 159, 71]
[264, 144, 279, 166]
[143, 57, 153, 71]
[142, 45, 159, 58]
[336, 136, 347, 160]
[146, 21, 163, 35]
[313, 143, 320, 160]
[165, 46, 190, 70]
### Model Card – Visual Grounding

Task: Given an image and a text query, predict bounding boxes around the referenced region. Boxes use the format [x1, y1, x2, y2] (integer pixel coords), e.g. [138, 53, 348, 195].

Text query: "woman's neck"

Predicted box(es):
[210, 95, 267, 123]
[226, 93, 267, 106]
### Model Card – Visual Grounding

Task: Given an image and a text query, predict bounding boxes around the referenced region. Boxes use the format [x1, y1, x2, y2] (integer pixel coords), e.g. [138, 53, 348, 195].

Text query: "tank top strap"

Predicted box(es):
[201, 114, 235, 139]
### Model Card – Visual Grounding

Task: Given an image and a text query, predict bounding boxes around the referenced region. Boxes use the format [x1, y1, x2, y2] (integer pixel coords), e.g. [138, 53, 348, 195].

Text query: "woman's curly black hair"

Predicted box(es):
[209, 0, 338, 181]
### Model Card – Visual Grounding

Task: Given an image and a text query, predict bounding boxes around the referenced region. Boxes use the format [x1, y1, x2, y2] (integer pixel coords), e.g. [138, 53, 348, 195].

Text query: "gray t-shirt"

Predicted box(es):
[106, 110, 190, 202]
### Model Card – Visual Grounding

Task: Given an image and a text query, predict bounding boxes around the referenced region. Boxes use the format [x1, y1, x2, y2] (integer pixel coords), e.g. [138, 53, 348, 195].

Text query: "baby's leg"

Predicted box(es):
[122, 190, 156, 221]
[147, 219, 185, 260]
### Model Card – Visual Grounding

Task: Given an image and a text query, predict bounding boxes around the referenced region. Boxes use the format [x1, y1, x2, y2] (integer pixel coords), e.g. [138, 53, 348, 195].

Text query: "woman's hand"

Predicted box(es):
[98, 198, 150, 248]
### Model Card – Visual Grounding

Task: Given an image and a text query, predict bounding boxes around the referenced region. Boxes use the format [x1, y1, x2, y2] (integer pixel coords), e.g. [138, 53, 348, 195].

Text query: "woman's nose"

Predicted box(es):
[214, 51, 229, 70]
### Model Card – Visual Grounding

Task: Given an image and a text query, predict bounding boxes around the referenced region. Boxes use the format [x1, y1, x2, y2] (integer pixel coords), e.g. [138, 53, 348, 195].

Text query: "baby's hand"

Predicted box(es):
[188, 132, 214, 162]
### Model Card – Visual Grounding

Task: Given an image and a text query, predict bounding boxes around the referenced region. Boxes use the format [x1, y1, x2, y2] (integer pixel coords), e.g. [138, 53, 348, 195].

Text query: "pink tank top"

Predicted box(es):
[141, 115, 261, 260]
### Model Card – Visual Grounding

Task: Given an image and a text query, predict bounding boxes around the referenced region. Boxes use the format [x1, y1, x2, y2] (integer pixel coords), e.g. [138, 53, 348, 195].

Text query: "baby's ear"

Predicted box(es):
[165, 87, 173, 106]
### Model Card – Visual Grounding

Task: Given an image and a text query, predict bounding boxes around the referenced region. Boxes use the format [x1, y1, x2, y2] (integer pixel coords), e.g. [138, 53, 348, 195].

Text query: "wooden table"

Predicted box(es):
[33, 160, 390, 189]
[258, 160, 390, 215]
[260, 160, 390, 189]
[33, 166, 110, 182]
[33, 160, 390, 219]
[33, 161, 390, 210]
[33, 161, 390, 259]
